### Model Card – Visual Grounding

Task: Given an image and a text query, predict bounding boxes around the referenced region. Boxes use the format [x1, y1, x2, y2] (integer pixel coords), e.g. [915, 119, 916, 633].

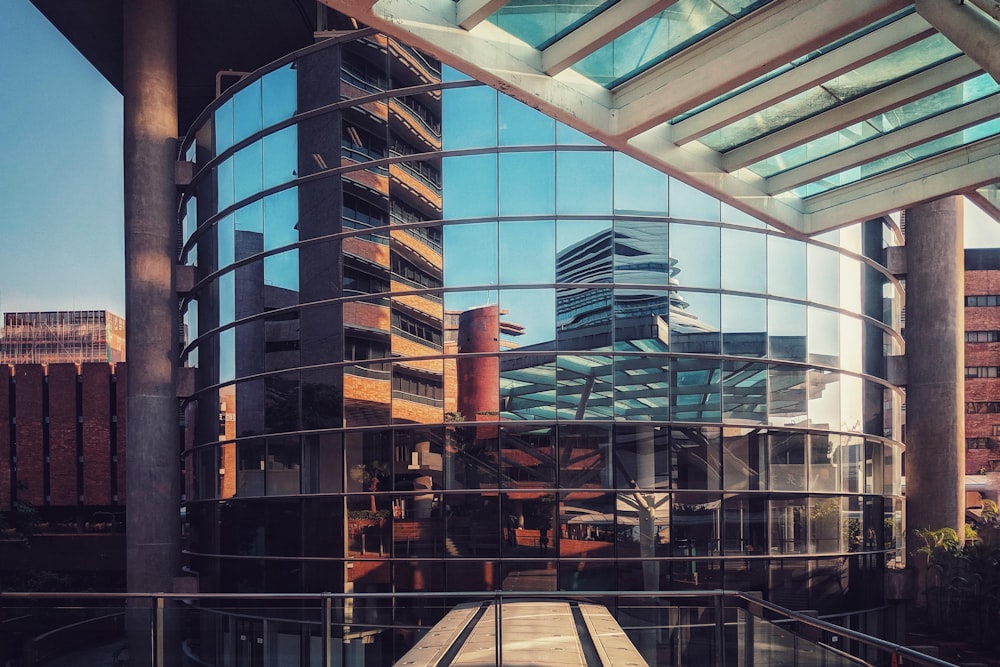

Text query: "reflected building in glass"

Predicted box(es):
[178, 26, 905, 666]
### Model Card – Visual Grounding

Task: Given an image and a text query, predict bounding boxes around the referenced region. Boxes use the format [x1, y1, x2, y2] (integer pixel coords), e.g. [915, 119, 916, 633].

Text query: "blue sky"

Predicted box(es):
[0, 0, 124, 316]
[1, 0, 999, 321]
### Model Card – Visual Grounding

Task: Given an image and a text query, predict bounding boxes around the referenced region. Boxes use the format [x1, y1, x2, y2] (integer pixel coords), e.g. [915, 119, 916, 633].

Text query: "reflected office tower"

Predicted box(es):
[178, 27, 905, 666]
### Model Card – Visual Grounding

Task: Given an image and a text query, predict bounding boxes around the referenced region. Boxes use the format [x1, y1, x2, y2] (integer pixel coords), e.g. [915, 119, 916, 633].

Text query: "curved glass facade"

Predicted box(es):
[178, 31, 905, 666]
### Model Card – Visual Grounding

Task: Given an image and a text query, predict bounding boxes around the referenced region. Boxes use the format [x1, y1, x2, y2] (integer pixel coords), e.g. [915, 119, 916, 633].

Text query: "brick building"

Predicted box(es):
[965, 249, 1000, 475]
[0, 315, 127, 588]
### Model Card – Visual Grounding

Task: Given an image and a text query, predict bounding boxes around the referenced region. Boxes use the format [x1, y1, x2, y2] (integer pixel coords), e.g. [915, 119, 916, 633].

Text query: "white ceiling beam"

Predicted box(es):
[722, 55, 981, 171]
[457, 0, 510, 30]
[611, 0, 909, 138]
[803, 134, 1000, 232]
[766, 92, 1000, 194]
[541, 1, 676, 76]
[916, 0, 1000, 82]
[670, 12, 935, 145]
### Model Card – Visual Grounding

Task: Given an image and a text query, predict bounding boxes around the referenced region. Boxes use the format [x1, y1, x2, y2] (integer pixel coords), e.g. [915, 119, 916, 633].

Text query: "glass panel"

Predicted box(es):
[557, 288, 612, 350]
[443, 85, 496, 150]
[262, 126, 297, 189]
[499, 220, 555, 285]
[503, 494, 557, 558]
[768, 431, 805, 491]
[490, 0, 614, 49]
[233, 79, 262, 144]
[556, 121, 601, 145]
[499, 94, 555, 146]
[214, 97, 234, 154]
[233, 140, 263, 203]
[266, 437, 301, 495]
[557, 354, 613, 419]
[673, 357, 720, 422]
[808, 306, 839, 366]
[722, 295, 766, 357]
[670, 223, 720, 287]
[443, 154, 497, 219]
[559, 491, 615, 567]
[722, 228, 766, 293]
[808, 244, 840, 307]
[444, 222, 498, 286]
[768, 366, 807, 427]
[500, 151, 555, 216]
[613, 353, 670, 421]
[560, 424, 611, 488]
[615, 425, 670, 488]
[722, 494, 767, 555]
[501, 352, 557, 420]
[217, 158, 235, 212]
[808, 370, 841, 430]
[770, 496, 807, 554]
[263, 187, 298, 252]
[500, 425, 556, 487]
[768, 300, 806, 362]
[766, 235, 806, 299]
[810, 433, 840, 493]
[556, 150, 612, 215]
[671, 491, 721, 557]
[614, 153, 668, 215]
[722, 360, 767, 423]
[672, 426, 721, 490]
[261, 63, 297, 127]
[500, 288, 555, 348]
[573, 0, 754, 87]
[810, 496, 843, 554]
[670, 179, 721, 221]
[723, 428, 764, 491]
[671, 291, 720, 354]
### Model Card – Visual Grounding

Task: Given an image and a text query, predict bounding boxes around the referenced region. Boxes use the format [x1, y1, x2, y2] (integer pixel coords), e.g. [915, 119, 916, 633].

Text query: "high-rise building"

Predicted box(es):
[176, 28, 905, 664]
[964, 249, 1000, 475]
[0, 310, 126, 364]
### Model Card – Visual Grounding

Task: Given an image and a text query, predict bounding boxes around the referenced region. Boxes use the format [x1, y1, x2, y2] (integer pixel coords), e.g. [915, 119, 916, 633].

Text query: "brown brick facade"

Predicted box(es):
[964, 255, 1000, 473]
[0, 362, 123, 509]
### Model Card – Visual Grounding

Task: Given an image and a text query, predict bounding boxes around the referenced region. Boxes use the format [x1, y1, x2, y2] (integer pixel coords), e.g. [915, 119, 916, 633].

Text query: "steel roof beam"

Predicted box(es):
[803, 134, 1000, 232]
[670, 12, 935, 145]
[766, 92, 1000, 194]
[612, 0, 909, 138]
[722, 55, 981, 171]
[916, 0, 1000, 82]
[541, 0, 676, 76]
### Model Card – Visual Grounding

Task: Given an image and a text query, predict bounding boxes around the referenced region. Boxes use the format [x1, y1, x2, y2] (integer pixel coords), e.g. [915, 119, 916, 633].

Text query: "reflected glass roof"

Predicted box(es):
[324, 0, 1000, 234]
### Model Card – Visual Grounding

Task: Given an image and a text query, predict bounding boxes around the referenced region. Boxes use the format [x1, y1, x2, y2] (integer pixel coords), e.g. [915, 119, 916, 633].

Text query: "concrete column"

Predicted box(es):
[123, 0, 179, 663]
[904, 197, 965, 542]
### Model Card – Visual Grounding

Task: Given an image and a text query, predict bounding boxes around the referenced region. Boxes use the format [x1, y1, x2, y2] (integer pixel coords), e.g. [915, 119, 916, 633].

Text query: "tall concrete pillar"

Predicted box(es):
[123, 0, 179, 662]
[904, 197, 965, 543]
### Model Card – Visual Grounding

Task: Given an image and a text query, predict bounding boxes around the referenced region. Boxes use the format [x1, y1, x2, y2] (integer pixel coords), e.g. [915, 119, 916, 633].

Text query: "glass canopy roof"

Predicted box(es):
[323, 0, 1000, 234]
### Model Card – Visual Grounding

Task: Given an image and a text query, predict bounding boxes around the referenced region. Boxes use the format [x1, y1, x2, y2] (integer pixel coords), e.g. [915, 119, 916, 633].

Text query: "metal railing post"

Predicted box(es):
[495, 590, 503, 667]
[154, 595, 165, 667]
[715, 594, 725, 667]
[323, 592, 333, 667]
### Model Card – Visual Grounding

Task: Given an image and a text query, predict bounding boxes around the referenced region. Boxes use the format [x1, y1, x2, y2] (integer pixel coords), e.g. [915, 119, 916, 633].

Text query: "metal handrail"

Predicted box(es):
[0, 589, 957, 667]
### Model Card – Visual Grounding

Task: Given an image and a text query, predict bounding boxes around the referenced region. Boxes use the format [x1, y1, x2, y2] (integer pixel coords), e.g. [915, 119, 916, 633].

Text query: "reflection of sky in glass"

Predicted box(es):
[444, 222, 498, 287]
[501, 289, 555, 346]
[499, 94, 555, 146]
[499, 220, 554, 284]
